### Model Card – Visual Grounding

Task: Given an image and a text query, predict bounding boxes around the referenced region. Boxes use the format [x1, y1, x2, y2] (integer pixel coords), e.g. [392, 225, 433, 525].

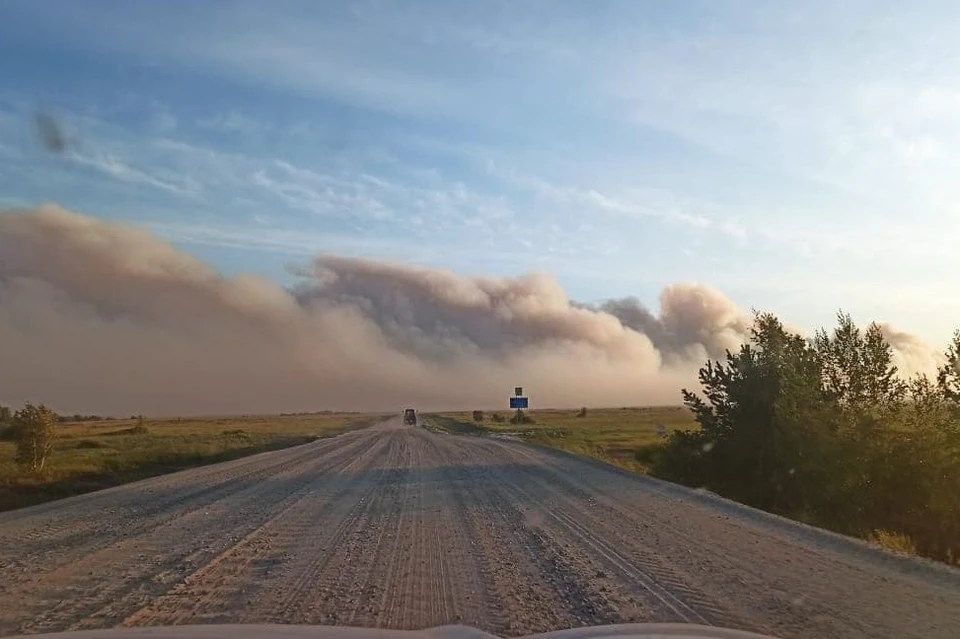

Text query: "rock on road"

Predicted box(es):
[1, 419, 959, 638]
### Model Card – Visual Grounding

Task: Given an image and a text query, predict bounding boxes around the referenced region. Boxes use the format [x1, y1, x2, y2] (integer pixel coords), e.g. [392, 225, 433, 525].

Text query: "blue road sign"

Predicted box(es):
[509, 397, 529, 409]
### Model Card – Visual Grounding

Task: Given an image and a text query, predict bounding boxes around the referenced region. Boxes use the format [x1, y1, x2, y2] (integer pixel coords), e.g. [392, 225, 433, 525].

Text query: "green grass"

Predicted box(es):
[429, 406, 697, 473]
[0, 413, 380, 511]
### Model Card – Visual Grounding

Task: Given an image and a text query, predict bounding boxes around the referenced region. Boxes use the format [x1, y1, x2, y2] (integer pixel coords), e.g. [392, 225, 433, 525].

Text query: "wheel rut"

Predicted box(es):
[3, 419, 959, 639]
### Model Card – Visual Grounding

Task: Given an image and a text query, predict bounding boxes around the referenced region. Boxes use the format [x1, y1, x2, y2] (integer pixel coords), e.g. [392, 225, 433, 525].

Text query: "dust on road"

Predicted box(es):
[1, 419, 959, 638]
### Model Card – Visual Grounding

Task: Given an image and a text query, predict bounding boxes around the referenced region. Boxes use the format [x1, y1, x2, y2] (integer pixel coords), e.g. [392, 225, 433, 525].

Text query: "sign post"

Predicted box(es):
[510, 386, 529, 423]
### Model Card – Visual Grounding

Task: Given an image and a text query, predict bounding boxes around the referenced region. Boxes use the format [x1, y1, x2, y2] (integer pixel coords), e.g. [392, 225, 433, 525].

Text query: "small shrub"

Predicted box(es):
[12, 403, 59, 473]
[868, 530, 918, 556]
[491, 413, 505, 423]
[576, 407, 587, 418]
[0, 405, 13, 441]
[472, 410, 485, 422]
[75, 439, 109, 449]
[129, 424, 150, 436]
[633, 442, 663, 467]
[510, 411, 535, 425]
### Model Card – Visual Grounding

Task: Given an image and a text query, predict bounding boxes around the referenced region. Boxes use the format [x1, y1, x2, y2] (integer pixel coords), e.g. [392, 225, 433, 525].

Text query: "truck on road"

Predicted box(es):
[403, 408, 417, 426]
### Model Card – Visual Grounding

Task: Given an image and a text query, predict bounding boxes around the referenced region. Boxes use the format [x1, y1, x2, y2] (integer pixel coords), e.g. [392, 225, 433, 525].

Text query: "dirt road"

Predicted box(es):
[2, 419, 959, 638]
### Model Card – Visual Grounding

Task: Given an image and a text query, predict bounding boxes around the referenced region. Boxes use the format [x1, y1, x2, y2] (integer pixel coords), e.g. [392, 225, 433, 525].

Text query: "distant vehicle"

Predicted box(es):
[403, 408, 417, 425]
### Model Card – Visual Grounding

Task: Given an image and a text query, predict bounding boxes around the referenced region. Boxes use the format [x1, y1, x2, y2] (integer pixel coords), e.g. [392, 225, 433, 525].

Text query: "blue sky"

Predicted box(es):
[1, 0, 959, 344]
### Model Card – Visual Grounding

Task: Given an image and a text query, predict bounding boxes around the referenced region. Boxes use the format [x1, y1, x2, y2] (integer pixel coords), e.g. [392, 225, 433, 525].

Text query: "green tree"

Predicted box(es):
[666, 313, 833, 511]
[12, 403, 59, 473]
[813, 313, 906, 418]
[0, 404, 12, 441]
[659, 311, 960, 564]
[938, 330, 960, 406]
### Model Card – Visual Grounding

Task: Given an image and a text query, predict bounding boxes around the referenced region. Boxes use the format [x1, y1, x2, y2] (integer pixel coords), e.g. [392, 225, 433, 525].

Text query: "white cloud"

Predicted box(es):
[197, 111, 271, 136]
[488, 163, 730, 235]
[65, 150, 200, 197]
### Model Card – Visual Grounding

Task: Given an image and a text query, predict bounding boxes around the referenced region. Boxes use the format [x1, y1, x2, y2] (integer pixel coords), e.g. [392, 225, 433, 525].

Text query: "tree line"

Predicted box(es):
[654, 312, 960, 565]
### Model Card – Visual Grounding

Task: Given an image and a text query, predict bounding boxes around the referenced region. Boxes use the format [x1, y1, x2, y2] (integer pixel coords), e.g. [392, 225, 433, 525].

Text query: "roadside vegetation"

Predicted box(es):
[434, 312, 960, 567]
[0, 412, 378, 511]
[657, 312, 960, 566]
[429, 406, 696, 473]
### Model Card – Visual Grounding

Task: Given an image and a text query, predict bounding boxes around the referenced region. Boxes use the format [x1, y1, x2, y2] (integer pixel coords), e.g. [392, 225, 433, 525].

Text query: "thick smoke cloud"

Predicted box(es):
[0, 205, 943, 415]
[879, 324, 945, 379]
[599, 289, 751, 365]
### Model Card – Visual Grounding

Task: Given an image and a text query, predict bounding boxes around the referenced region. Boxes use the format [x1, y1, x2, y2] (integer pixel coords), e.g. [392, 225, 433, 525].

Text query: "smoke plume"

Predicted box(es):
[879, 324, 945, 379]
[0, 205, 943, 415]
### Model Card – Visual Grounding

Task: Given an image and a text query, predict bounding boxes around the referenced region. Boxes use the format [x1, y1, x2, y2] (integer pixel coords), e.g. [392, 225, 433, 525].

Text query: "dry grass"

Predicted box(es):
[868, 529, 919, 556]
[0, 413, 381, 511]
[432, 406, 697, 473]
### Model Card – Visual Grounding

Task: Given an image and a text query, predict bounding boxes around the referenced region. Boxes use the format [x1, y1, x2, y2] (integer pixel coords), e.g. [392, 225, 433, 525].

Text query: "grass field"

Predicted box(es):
[428, 406, 697, 473]
[0, 413, 380, 512]
[1, 407, 696, 512]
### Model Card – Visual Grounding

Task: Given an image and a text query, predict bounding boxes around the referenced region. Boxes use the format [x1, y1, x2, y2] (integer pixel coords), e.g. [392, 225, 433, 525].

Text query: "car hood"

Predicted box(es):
[16, 624, 779, 639]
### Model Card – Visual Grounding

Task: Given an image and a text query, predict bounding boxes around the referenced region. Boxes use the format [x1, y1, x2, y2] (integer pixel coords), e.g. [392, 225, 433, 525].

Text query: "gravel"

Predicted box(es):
[1, 419, 958, 638]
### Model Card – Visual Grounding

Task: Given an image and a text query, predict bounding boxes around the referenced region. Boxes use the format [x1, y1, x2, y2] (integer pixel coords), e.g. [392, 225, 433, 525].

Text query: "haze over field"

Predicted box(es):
[0, 205, 943, 415]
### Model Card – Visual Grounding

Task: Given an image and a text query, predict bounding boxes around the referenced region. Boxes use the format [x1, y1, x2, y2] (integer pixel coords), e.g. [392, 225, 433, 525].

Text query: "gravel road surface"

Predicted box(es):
[2, 418, 959, 638]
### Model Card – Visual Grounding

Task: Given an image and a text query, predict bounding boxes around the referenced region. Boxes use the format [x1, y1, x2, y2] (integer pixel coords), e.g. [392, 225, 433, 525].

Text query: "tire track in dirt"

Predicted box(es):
[488, 441, 749, 629]
[3, 420, 960, 639]
[0, 433, 367, 574]
[116, 434, 392, 627]
[3, 434, 376, 634]
[485, 439, 960, 639]
[432, 436, 613, 636]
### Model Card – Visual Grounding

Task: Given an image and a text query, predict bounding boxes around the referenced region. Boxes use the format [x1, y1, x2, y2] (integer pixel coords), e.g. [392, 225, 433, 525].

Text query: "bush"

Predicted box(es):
[576, 407, 587, 418]
[75, 439, 109, 450]
[59, 414, 104, 423]
[12, 403, 59, 473]
[472, 410, 485, 422]
[0, 405, 12, 440]
[491, 413, 505, 423]
[510, 411, 535, 425]
[655, 311, 960, 565]
[868, 530, 918, 556]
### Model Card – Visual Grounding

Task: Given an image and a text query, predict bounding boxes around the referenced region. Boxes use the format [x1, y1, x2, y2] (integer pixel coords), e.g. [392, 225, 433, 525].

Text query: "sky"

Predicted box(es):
[1, 0, 959, 346]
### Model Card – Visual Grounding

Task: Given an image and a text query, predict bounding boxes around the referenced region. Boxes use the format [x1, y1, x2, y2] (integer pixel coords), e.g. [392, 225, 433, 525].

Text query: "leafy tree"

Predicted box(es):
[12, 403, 59, 473]
[813, 313, 906, 418]
[0, 404, 13, 441]
[938, 330, 960, 406]
[674, 313, 832, 510]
